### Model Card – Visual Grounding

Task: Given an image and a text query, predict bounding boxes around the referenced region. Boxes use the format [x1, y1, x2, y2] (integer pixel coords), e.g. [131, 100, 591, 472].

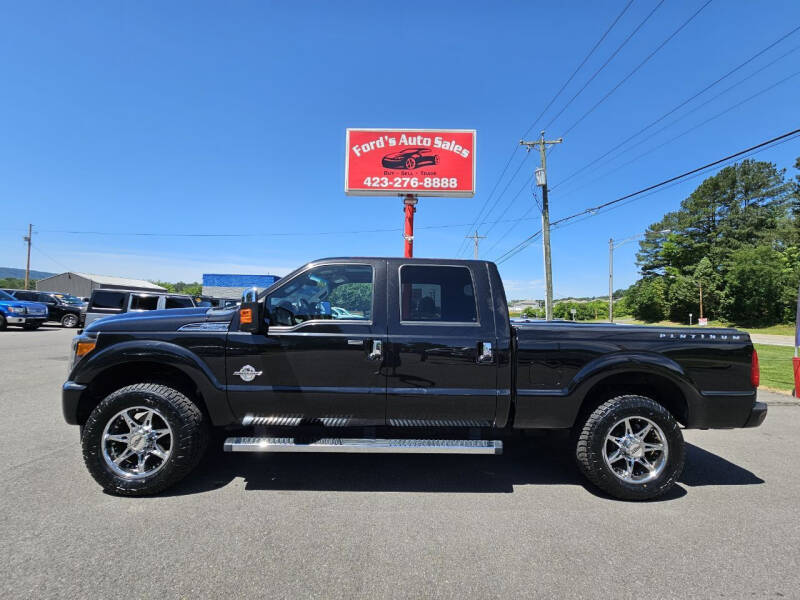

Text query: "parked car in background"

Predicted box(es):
[0, 289, 49, 330]
[194, 295, 239, 309]
[84, 289, 196, 326]
[2, 289, 85, 328]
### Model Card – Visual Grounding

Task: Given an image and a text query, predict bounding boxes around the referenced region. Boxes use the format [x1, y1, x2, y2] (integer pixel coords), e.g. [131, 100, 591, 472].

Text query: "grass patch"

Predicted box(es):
[754, 344, 796, 393]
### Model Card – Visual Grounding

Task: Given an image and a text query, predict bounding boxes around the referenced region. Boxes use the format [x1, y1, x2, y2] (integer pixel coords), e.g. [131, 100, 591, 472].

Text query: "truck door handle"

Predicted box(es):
[477, 342, 493, 364]
[368, 340, 383, 361]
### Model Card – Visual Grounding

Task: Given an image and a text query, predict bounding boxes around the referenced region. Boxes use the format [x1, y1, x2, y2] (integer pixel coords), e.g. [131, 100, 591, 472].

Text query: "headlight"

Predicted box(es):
[8, 306, 26, 314]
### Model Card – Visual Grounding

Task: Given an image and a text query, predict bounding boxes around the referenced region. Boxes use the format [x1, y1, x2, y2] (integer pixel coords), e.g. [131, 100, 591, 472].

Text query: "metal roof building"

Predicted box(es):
[35, 272, 166, 298]
[202, 274, 280, 300]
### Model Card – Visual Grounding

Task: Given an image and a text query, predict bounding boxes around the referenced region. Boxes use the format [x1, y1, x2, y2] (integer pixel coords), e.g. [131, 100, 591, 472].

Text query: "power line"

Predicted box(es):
[552, 25, 800, 192]
[30, 243, 74, 273]
[555, 67, 800, 200]
[496, 230, 542, 265]
[550, 133, 800, 232]
[493, 128, 800, 264]
[454, 146, 524, 257]
[551, 127, 800, 228]
[484, 203, 536, 257]
[559, 0, 714, 138]
[481, 174, 534, 241]
[457, 153, 532, 256]
[34, 214, 547, 240]
[542, 0, 666, 132]
[522, 0, 635, 139]
[455, 1, 635, 256]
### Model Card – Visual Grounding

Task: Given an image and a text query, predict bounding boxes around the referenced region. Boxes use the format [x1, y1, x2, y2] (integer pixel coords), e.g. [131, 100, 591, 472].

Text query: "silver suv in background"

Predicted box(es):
[84, 289, 195, 327]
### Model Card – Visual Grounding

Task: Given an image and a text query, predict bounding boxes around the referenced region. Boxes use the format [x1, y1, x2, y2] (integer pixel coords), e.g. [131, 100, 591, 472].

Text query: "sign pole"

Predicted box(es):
[403, 194, 418, 258]
[794, 283, 799, 397]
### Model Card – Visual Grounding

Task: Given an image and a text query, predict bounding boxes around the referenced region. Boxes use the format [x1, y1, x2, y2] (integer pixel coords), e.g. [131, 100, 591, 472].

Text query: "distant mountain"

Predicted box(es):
[0, 267, 56, 280]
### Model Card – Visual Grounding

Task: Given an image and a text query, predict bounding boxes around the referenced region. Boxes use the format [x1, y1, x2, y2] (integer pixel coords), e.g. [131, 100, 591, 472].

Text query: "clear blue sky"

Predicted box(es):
[1, 1, 798, 298]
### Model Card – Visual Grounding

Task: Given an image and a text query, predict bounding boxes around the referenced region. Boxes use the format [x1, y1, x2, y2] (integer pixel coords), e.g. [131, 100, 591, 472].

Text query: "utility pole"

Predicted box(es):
[521, 131, 562, 321]
[465, 230, 486, 259]
[23, 224, 33, 290]
[699, 281, 703, 320]
[608, 238, 614, 322]
[608, 229, 671, 322]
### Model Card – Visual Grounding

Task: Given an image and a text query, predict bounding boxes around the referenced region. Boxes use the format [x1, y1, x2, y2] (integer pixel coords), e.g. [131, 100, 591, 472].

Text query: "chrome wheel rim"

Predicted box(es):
[101, 406, 173, 479]
[603, 416, 668, 484]
[63, 315, 77, 327]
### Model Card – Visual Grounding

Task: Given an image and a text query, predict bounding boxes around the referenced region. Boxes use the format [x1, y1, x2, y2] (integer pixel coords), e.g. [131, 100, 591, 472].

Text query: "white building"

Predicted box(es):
[35, 272, 166, 298]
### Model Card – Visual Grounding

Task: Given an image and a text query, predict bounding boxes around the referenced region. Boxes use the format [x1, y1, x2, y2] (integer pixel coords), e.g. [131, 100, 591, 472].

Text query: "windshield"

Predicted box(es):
[54, 294, 84, 305]
[0, 290, 15, 301]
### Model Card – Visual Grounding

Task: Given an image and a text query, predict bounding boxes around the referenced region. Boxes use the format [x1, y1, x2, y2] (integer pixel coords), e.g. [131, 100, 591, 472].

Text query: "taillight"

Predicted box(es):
[750, 349, 760, 387]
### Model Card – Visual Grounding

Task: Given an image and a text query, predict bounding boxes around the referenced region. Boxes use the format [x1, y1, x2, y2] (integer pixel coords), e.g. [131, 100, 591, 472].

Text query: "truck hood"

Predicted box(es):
[0, 300, 48, 313]
[84, 306, 236, 333]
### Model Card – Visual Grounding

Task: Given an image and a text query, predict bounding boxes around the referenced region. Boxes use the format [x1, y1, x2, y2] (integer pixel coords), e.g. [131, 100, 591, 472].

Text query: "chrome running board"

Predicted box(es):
[223, 437, 503, 455]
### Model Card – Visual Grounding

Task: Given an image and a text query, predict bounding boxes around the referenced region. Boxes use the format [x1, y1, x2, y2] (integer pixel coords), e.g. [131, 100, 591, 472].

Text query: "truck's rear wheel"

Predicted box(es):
[81, 383, 208, 496]
[576, 395, 685, 500]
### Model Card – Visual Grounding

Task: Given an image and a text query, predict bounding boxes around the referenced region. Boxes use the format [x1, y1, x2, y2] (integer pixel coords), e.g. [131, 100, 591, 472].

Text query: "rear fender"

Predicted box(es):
[514, 351, 697, 429]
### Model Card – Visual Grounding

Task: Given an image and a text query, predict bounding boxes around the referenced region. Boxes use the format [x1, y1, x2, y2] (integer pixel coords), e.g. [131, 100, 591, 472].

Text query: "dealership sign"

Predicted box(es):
[345, 128, 475, 197]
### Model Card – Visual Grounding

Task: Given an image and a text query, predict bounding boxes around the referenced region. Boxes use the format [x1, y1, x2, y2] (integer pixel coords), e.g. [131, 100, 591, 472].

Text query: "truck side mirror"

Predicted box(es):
[239, 288, 266, 334]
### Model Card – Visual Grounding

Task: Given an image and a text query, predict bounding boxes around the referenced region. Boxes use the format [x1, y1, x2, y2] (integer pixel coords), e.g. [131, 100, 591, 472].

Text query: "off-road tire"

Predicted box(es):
[575, 395, 685, 501]
[61, 313, 79, 328]
[0, 314, 6, 330]
[82, 383, 209, 496]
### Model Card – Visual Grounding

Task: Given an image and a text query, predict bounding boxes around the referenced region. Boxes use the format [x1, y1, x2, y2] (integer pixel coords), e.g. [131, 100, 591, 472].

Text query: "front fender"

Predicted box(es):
[70, 339, 234, 425]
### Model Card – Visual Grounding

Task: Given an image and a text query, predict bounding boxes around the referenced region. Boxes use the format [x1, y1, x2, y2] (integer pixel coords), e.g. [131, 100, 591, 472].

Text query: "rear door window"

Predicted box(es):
[129, 295, 160, 311]
[14, 291, 37, 301]
[90, 291, 126, 310]
[165, 296, 194, 309]
[400, 265, 478, 323]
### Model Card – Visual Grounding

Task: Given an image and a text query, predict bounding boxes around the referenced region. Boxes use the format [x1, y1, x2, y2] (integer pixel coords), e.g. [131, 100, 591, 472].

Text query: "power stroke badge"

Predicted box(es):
[233, 365, 262, 382]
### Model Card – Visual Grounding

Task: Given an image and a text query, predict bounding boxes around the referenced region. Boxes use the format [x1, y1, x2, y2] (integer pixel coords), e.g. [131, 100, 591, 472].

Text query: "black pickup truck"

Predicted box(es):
[63, 257, 766, 500]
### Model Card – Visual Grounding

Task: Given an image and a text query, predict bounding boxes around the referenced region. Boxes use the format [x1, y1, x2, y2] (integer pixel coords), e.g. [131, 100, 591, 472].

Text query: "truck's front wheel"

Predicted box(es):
[81, 383, 209, 496]
[576, 395, 685, 500]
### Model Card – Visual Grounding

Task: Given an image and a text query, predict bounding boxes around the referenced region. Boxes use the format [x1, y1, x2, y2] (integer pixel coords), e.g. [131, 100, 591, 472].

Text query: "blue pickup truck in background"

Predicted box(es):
[0, 289, 49, 330]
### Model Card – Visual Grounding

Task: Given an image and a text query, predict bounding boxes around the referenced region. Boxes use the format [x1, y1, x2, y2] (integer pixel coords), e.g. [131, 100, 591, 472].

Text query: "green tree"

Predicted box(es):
[0, 277, 28, 289]
[666, 275, 697, 322]
[150, 280, 202, 296]
[693, 256, 720, 319]
[627, 278, 668, 322]
[328, 283, 372, 316]
[521, 306, 543, 318]
[720, 246, 785, 324]
[632, 157, 798, 324]
[637, 160, 791, 277]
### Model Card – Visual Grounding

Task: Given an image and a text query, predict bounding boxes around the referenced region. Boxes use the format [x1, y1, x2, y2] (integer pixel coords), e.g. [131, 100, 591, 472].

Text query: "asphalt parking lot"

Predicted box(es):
[1, 327, 799, 599]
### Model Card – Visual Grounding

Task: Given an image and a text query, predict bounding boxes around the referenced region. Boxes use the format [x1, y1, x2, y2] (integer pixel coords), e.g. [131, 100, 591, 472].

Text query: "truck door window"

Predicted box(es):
[129, 295, 159, 311]
[90, 291, 126, 310]
[400, 265, 477, 323]
[165, 296, 194, 309]
[266, 264, 373, 327]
